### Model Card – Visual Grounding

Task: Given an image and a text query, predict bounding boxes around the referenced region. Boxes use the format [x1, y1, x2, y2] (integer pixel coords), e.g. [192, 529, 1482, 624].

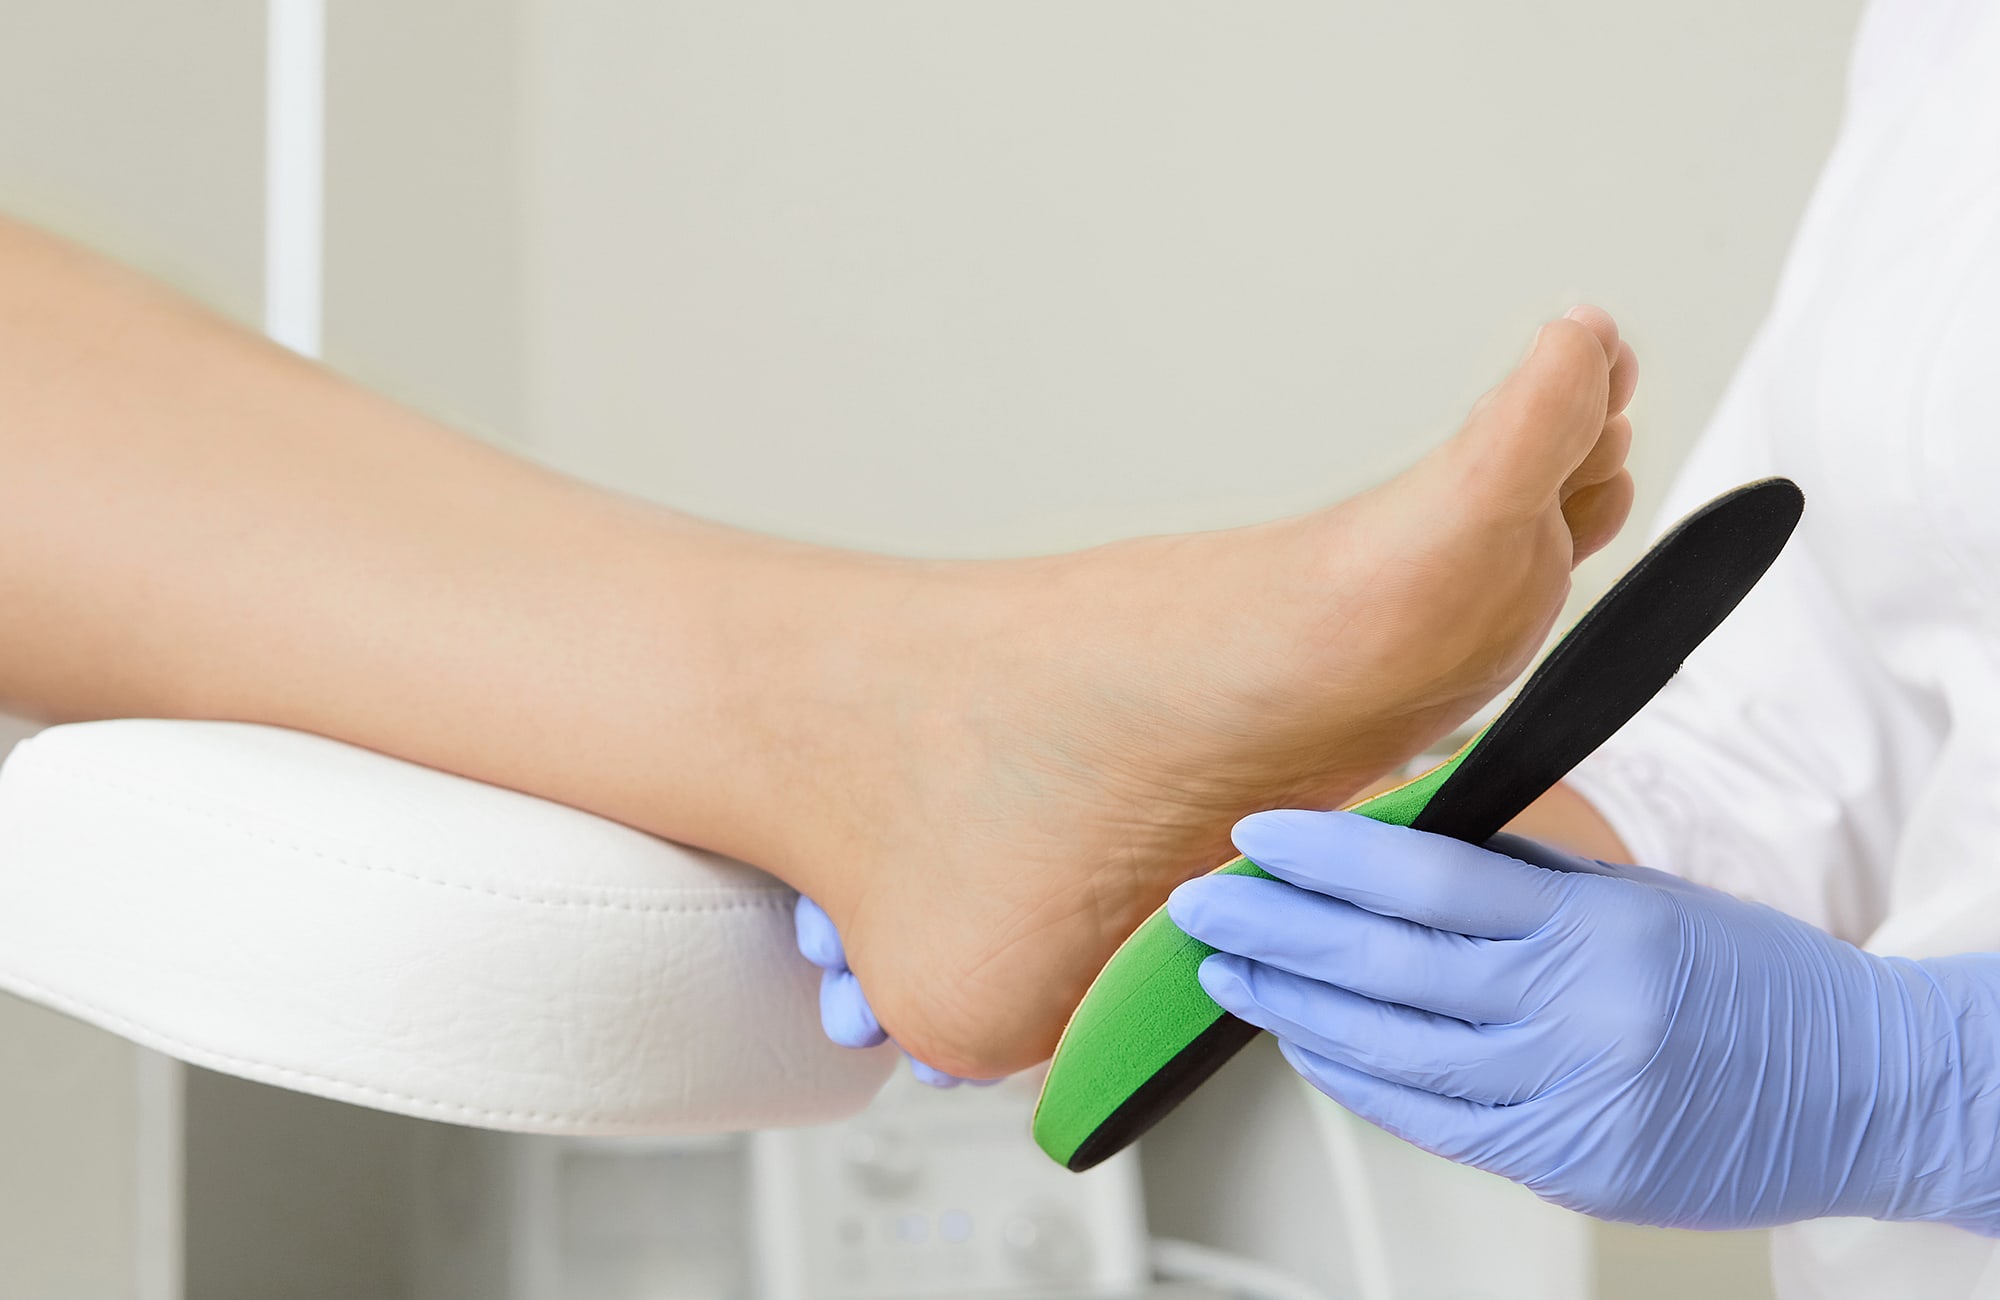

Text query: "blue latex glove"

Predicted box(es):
[1168, 810, 2000, 1233]
[793, 894, 996, 1088]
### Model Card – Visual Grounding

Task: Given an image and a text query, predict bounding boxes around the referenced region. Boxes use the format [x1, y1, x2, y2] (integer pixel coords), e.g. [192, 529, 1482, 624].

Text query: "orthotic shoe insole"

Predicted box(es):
[1032, 477, 1805, 1172]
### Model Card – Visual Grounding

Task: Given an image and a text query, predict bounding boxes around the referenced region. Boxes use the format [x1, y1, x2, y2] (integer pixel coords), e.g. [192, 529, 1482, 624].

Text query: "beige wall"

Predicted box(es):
[0, 3, 262, 319]
[323, 0, 530, 445]
[513, 1, 1859, 610]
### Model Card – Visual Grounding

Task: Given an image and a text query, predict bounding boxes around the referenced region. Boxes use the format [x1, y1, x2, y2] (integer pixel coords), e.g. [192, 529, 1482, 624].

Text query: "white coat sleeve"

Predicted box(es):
[1563, 329, 1937, 944]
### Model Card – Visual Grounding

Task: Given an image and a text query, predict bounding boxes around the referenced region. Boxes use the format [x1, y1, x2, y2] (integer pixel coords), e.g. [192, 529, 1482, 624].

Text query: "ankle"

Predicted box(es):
[694, 544, 988, 898]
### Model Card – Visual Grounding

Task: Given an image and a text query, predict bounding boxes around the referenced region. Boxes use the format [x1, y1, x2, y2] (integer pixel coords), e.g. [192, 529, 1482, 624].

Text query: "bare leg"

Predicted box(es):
[0, 217, 1633, 1076]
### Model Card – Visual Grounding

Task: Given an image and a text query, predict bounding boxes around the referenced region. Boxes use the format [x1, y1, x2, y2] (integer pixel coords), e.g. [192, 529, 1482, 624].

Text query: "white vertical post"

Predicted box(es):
[134, 1050, 184, 1300]
[265, 0, 326, 357]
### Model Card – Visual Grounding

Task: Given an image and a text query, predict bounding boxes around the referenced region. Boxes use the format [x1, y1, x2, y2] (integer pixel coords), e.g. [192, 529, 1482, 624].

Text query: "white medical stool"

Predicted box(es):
[0, 719, 1185, 1300]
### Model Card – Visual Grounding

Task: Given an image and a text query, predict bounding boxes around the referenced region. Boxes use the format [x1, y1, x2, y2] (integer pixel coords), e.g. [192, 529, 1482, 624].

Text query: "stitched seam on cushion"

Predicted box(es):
[20, 765, 795, 915]
[0, 966, 753, 1128]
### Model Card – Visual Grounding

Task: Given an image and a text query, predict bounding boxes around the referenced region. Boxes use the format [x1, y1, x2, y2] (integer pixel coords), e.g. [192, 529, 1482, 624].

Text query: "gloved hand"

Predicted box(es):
[793, 894, 996, 1088]
[1168, 810, 2000, 1234]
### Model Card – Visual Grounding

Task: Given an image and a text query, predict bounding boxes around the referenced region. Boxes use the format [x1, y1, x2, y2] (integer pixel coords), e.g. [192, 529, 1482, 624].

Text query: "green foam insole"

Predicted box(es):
[1033, 477, 1806, 1171]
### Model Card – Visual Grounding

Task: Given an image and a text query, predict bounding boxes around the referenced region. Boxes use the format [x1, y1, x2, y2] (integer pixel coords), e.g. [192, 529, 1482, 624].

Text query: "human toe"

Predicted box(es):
[1564, 304, 1621, 360]
[1456, 318, 1611, 511]
[1562, 470, 1635, 562]
[1562, 412, 1632, 503]
[1608, 339, 1638, 414]
[1560, 305, 1637, 414]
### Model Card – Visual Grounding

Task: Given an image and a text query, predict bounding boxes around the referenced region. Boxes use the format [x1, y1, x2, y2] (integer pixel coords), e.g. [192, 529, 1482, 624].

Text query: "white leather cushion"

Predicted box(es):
[0, 720, 894, 1132]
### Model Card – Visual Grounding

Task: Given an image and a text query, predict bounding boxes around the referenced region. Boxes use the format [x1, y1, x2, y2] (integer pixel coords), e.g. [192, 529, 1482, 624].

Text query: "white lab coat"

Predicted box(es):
[1564, 1, 2000, 1292]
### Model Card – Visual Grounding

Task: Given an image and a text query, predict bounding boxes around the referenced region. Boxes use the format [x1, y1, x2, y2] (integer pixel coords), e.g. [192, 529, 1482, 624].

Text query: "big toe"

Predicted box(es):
[1564, 304, 1639, 415]
[1452, 317, 1614, 515]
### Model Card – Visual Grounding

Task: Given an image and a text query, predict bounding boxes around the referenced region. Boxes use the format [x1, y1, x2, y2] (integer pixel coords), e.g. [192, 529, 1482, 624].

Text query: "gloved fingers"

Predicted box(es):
[1280, 1040, 1499, 1167]
[1170, 875, 1534, 1024]
[818, 968, 888, 1049]
[1201, 955, 1548, 1106]
[1229, 811, 1560, 940]
[1233, 810, 1567, 939]
[794, 894, 848, 969]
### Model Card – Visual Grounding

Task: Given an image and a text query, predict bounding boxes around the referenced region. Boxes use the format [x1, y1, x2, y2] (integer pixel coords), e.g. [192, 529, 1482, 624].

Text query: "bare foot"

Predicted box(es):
[781, 309, 1636, 1078]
